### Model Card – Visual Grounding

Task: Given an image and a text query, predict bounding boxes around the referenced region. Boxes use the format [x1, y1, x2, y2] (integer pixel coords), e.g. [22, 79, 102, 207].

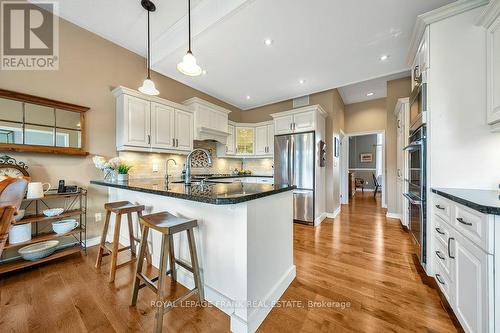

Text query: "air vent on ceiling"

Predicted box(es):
[293, 95, 310, 108]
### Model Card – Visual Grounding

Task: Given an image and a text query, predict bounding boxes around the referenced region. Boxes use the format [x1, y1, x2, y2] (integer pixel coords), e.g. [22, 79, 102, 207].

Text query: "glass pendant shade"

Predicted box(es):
[177, 51, 202, 76]
[138, 78, 159, 95]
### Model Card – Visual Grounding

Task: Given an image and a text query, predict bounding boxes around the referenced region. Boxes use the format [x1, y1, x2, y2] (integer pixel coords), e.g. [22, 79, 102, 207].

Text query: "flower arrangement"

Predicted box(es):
[93, 156, 132, 181]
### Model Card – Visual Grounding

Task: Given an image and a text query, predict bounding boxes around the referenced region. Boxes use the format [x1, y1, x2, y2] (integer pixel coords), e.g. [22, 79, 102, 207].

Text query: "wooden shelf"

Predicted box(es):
[4, 228, 83, 249]
[0, 246, 81, 275]
[13, 209, 84, 225]
[23, 189, 86, 202]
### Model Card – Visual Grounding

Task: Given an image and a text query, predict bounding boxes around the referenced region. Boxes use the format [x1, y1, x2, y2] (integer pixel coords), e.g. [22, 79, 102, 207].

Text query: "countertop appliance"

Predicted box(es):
[274, 131, 315, 224]
[403, 125, 427, 266]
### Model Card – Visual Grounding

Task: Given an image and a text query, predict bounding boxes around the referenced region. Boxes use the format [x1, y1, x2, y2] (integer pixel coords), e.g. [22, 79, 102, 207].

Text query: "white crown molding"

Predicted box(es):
[183, 97, 232, 114]
[111, 86, 192, 112]
[270, 104, 327, 119]
[407, 0, 489, 65]
[476, 0, 500, 27]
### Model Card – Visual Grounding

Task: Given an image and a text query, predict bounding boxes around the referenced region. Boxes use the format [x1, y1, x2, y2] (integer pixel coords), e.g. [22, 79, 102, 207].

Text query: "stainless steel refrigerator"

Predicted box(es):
[274, 132, 315, 224]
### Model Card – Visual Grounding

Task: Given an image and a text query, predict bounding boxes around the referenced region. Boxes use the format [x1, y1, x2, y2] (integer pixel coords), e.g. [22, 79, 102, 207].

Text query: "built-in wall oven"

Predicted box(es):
[403, 125, 427, 265]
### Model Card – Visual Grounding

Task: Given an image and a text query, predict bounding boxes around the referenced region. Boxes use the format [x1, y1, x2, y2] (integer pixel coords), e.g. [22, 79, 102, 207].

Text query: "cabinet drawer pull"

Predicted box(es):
[447, 237, 455, 259]
[456, 217, 472, 226]
[435, 251, 445, 260]
[148, 135, 151, 145]
[435, 205, 445, 210]
[173, 138, 176, 146]
[435, 274, 445, 285]
[435, 227, 445, 235]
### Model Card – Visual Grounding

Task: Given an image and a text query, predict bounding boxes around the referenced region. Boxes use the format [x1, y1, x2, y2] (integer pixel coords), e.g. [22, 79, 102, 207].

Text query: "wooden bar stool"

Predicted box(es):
[131, 211, 204, 333]
[95, 201, 151, 282]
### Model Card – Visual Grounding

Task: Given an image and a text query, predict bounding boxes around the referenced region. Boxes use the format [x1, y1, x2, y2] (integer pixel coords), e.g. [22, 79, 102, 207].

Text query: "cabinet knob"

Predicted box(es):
[435, 274, 445, 285]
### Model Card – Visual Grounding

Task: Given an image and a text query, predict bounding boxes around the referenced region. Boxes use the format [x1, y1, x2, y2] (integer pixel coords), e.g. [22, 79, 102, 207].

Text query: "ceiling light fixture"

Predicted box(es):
[138, 0, 160, 96]
[366, 92, 375, 97]
[202, 70, 207, 75]
[380, 54, 389, 61]
[177, 0, 202, 76]
[299, 79, 305, 84]
[246, 95, 251, 100]
[264, 38, 273, 46]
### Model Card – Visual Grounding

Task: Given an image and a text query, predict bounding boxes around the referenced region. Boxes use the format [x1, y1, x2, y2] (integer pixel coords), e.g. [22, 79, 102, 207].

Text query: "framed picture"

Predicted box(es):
[360, 153, 373, 163]
[334, 137, 340, 157]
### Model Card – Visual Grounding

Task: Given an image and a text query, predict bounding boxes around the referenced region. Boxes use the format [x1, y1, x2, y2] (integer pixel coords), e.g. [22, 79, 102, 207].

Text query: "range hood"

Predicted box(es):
[196, 126, 230, 144]
[183, 97, 231, 144]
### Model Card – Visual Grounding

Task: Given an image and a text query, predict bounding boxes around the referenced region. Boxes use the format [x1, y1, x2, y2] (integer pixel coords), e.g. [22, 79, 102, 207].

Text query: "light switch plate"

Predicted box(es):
[152, 163, 159, 173]
[95, 213, 102, 222]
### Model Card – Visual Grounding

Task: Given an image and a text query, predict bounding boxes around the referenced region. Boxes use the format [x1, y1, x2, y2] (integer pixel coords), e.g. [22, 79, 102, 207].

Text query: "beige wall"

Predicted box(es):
[386, 77, 411, 214]
[343, 78, 410, 214]
[344, 98, 387, 133]
[244, 90, 345, 215]
[0, 14, 243, 238]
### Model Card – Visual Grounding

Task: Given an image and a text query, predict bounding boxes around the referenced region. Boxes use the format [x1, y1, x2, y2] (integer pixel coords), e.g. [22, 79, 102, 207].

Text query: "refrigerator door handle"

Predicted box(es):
[290, 136, 295, 186]
[287, 138, 292, 185]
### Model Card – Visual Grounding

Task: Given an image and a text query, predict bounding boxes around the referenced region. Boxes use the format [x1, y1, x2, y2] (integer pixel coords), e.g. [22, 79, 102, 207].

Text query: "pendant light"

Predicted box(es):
[138, 0, 159, 95]
[177, 0, 202, 76]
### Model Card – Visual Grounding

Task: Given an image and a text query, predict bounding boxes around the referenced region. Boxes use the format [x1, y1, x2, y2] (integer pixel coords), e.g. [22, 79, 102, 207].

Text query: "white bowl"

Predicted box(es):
[43, 208, 64, 217]
[52, 219, 79, 234]
[18, 240, 59, 261]
[14, 209, 25, 222]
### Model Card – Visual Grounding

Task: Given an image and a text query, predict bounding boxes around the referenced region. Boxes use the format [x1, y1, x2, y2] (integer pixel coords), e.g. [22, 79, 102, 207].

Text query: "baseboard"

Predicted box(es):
[86, 236, 101, 248]
[232, 265, 297, 333]
[386, 212, 402, 220]
[314, 212, 327, 226]
[326, 206, 341, 219]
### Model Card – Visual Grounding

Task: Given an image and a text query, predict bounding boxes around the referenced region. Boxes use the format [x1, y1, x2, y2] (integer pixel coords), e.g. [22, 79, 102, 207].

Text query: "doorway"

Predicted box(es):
[340, 131, 386, 208]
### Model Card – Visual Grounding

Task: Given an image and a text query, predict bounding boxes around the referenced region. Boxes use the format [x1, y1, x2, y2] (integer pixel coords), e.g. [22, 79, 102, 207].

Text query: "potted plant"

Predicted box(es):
[116, 162, 132, 181]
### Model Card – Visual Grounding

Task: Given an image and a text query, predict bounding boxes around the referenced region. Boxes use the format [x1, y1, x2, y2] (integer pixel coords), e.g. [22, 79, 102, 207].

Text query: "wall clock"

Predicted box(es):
[0, 155, 29, 177]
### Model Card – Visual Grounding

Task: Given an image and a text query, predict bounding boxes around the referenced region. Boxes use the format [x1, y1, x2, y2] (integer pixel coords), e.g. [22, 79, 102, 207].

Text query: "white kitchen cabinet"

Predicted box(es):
[394, 98, 409, 226]
[150, 102, 175, 150]
[293, 111, 315, 132]
[431, 193, 495, 333]
[255, 125, 268, 155]
[122, 95, 151, 147]
[255, 123, 274, 156]
[226, 124, 235, 154]
[235, 126, 255, 155]
[477, 1, 500, 131]
[274, 115, 294, 135]
[174, 109, 194, 151]
[267, 123, 275, 155]
[271, 105, 327, 135]
[452, 231, 492, 333]
[113, 86, 193, 153]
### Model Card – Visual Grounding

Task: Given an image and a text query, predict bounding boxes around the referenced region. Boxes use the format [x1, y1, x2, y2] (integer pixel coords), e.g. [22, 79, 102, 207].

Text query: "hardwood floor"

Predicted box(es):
[0, 192, 458, 332]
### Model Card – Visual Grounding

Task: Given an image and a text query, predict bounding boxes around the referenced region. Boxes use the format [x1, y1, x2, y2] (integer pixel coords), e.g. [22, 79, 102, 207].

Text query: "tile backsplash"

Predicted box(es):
[118, 141, 273, 178]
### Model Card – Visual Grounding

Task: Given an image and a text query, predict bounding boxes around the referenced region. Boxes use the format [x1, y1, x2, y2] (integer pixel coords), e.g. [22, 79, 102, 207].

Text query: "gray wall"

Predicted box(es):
[349, 134, 378, 190]
[349, 134, 377, 169]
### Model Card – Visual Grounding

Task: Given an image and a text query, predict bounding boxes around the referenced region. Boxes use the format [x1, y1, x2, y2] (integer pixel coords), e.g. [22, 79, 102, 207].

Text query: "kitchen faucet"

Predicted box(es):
[185, 148, 212, 185]
[165, 158, 177, 184]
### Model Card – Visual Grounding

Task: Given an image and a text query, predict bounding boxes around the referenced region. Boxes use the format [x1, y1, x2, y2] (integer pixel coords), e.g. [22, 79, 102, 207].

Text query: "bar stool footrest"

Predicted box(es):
[174, 258, 193, 273]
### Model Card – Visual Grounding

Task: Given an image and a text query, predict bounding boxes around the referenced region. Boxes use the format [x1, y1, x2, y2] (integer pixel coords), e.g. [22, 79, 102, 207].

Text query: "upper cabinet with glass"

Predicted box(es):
[0, 89, 89, 155]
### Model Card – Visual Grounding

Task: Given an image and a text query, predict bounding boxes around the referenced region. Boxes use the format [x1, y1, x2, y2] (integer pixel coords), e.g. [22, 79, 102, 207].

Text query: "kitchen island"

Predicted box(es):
[90, 178, 295, 333]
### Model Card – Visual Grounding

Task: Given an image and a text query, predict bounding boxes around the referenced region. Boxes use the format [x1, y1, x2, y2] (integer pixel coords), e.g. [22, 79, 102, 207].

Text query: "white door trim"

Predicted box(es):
[341, 130, 386, 208]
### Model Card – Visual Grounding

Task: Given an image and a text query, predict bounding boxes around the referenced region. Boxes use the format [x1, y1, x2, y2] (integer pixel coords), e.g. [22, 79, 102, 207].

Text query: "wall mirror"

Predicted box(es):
[0, 89, 89, 155]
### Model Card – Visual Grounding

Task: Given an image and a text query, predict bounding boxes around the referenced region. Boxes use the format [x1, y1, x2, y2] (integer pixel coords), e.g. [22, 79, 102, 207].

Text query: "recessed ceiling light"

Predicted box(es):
[264, 38, 273, 46]
[246, 95, 251, 100]
[380, 55, 390, 61]
[366, 92, 375, 97]
[299, 79, 305, 84]
[202, 70, 207, 75]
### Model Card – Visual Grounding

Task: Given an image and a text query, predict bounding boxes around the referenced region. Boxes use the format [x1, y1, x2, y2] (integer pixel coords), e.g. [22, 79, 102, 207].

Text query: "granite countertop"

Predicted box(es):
[431, 188, 500, 215]
[90, 178, 293, 205]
